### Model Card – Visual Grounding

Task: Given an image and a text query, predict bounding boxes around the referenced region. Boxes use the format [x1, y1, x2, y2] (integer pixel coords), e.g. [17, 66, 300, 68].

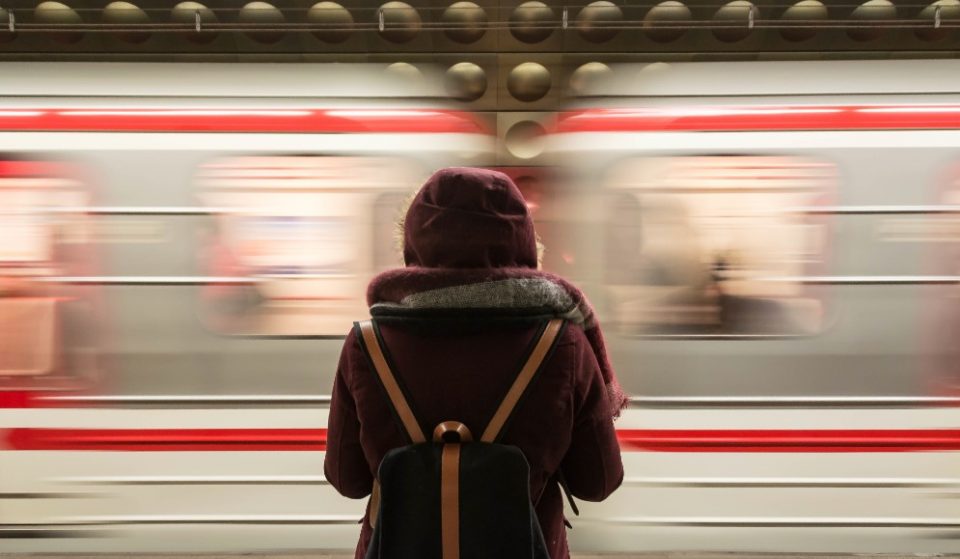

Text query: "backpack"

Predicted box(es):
[355, 317, 566, 559]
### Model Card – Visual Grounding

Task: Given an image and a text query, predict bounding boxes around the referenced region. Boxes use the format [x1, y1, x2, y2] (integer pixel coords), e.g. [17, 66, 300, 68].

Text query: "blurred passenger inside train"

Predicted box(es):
[324, 167, 627, 559]
[600, 155, 831, 337]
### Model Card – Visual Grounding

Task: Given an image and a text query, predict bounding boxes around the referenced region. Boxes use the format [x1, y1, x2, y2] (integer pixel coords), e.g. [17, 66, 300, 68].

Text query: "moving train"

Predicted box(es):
[1, 60, 960, 555]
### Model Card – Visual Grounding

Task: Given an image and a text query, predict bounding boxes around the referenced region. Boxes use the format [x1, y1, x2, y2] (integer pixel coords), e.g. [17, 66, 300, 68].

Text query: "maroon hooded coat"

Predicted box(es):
[324, 168, 625, 559]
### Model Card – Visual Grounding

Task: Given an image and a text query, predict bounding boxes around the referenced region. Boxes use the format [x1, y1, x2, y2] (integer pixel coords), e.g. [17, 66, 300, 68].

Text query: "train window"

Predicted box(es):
[0, 211, 51, 263]
[196, 155, 420, 336]
[0, 159, 97, 382]
[0, 169, 88, 270]
[226, 215, 352, 276]
[603, 155, 833, 336]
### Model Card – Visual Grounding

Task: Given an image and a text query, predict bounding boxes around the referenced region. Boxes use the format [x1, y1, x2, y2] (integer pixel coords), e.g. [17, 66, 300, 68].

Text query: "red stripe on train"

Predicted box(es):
[0, 160, 75, 177]
[0, 109, 485, 134]
[0, 392, 35, 408]
[555, 105, 960, 133]
[4, 428, 327, 451]
[617, 429, 960, 452]
[4, 427, 960, 452]
[0, 389, 91, 408]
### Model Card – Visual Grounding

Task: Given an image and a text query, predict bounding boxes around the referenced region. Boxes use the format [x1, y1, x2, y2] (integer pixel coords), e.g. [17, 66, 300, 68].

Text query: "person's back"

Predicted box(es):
[324, 168, 627, 559]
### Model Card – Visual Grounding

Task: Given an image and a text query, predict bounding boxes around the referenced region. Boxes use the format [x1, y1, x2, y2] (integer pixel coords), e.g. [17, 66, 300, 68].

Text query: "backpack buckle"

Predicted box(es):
[433, 421, 473, 443]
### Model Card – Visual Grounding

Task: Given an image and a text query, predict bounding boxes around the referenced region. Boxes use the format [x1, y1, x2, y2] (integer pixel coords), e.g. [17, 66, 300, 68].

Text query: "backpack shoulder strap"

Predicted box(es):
[357, 320, 427, 444]
[480, 318, 565, 443]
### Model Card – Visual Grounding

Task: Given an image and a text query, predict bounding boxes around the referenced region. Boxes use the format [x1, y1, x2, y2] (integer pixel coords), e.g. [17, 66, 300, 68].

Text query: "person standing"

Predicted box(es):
[325, 167, 627, 559]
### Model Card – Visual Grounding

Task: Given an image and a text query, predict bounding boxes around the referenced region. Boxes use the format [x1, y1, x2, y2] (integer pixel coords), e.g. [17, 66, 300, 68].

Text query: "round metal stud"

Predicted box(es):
[917, 0, 960, 40]
[848, 0, 895, 41]
[505, 120, 547, 160]
[34, 1, 83, 44]
[510, 1, 554, 43]
[568, 61, 612, 96]
[445, 62, 487, 101]
[379, 1, 421, 43]
[507, 62, 551, 102]
[385, 62, 423, 81]
[576, 1, 622, 42]
[712, 0, 754, 42]
[780, 0, 826, 41]
[238, 1, 286, 43]
[103, 1, 150, 43]
[643, 1, 691, 42]
[308, 1, 353, 43]
[171, 2, 218, 43]
[441, 1, 487, 43]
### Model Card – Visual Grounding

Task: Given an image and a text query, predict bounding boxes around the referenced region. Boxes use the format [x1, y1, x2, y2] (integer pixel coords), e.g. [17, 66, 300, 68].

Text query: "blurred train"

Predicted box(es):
[2, 59, 960, 555]
[0, 62, 494, 552]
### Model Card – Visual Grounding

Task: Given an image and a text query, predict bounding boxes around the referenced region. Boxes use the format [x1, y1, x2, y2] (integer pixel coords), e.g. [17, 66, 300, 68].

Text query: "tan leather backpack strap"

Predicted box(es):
[440, 444, 461, 559]
[434, 422, 471, 559]
[368, 479, 381, 530]
[480, 318, 564, 443]
[358, 320, 426, 444]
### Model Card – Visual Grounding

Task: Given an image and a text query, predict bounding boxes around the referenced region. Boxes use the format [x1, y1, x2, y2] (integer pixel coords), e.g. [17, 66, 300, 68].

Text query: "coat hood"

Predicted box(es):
[403, 167, 538, 269]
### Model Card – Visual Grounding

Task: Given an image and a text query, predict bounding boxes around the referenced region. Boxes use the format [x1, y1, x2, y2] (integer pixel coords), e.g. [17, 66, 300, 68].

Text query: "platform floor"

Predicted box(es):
[3, 554, 958, 559]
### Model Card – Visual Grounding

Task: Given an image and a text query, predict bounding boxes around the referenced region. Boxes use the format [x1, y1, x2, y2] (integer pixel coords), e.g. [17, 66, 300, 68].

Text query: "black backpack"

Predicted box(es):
[356, 318, 565, 559]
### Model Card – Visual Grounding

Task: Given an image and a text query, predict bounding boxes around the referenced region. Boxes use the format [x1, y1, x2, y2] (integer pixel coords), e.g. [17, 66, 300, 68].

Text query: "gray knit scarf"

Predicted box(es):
[367, 267, 628, 418]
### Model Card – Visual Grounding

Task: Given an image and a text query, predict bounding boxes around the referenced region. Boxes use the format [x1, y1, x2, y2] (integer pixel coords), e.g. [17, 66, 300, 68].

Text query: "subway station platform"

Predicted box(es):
[3, 554, 958, 559]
